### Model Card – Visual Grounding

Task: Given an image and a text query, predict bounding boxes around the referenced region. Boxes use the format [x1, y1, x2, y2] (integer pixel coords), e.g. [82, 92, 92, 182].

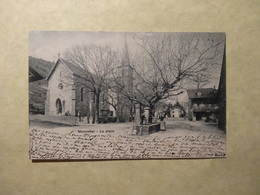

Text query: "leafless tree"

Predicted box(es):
[188, 70, 213, 89]
[113, 33, 224, 122]
[64, 44, 118, 123]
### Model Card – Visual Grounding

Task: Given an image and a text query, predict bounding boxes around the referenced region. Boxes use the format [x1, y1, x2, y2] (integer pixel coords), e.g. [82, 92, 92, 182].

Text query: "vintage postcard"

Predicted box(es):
[29, 31, 226, 160]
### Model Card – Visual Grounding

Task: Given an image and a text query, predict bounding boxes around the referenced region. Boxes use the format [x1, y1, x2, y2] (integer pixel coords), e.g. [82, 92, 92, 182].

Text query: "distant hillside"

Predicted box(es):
[29, 57, 54, 114]
[29, 56, 54, 78]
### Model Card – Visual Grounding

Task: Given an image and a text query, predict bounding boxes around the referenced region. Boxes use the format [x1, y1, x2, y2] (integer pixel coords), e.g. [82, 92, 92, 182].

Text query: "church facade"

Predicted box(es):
[45, 58, 95, 117]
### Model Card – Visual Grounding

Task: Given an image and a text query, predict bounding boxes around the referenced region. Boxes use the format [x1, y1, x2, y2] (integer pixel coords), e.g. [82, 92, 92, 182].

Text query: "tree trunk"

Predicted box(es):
[148, 104, 155, 123]
[113, 108, 120, 123]
[95, 93, 100, 123]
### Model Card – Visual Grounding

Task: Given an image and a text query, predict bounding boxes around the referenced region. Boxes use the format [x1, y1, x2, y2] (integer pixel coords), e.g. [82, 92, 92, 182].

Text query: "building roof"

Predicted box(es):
[187, 88, 217, 99]
[29, 56, 54, 78]
[46, 58, 88, 80]
[29, 66, 44, 82]
[60, 58, 87, 78]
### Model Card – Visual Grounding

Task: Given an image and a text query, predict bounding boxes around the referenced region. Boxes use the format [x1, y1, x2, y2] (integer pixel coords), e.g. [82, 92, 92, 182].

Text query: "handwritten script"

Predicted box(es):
[29, 129, 226, 160]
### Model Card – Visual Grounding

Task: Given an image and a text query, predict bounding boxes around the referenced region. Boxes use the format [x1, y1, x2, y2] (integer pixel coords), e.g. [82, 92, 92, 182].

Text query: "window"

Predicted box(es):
[196, 91, 202, 97]
[58, 83, 63, 90]
[101, 93, 105, 104]
[89, 92, 95, 103]
[81, 88, 83, 101]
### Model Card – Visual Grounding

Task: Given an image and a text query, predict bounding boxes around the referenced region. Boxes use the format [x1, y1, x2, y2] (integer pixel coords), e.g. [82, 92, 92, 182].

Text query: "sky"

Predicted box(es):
[29, 31, 140, 62]
[29, 31, 225, 91]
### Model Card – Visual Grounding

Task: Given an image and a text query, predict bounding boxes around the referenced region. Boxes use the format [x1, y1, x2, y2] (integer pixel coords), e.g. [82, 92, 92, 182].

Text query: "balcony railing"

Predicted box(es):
[192, 104, 219, 112]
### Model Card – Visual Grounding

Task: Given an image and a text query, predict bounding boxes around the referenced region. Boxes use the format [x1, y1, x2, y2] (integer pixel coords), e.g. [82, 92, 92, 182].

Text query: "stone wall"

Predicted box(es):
[74, 75, 91, 117]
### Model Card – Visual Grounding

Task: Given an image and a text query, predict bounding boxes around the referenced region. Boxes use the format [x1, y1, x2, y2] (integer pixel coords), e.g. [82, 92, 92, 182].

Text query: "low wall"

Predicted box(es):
[141, 123, 161, 135]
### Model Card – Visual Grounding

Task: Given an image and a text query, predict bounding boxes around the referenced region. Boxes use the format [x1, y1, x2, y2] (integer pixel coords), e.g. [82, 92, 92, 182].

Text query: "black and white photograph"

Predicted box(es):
[29, 31, 226, 160]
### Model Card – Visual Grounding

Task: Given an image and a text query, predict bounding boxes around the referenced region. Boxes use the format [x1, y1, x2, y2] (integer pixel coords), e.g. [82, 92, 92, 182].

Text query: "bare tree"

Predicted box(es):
[64, 44, 118, 123]
[188, 70, 213, 89]
[104, 88, 118, 115]
[113, 33, 224, 122]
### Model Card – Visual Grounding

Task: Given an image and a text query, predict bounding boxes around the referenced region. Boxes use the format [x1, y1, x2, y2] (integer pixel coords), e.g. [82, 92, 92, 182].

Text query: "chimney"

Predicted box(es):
[58, 53, 61, 59]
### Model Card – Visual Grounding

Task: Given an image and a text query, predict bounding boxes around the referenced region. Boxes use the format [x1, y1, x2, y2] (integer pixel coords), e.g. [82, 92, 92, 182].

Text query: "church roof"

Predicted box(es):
[46, 58, 88, 80]
[187, 88, 217, 99]
[118, 33, 133, 70]
[60, 58, 87, 77]
[122, 33, 130, 66]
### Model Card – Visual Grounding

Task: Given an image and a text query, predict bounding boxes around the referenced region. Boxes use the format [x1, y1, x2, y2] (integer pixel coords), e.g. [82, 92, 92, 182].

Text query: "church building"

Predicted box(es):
[45, 57, 96, 117]
[114, 35, 134, 122]
[45, 36, 134, 122]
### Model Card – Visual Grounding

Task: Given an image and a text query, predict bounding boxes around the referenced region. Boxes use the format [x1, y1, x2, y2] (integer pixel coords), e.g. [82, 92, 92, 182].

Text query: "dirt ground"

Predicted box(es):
[29, 115, 225, 138]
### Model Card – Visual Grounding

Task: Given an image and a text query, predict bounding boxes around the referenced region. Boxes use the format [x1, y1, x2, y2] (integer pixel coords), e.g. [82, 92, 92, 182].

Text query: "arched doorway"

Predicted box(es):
[56, 98, 62, 114]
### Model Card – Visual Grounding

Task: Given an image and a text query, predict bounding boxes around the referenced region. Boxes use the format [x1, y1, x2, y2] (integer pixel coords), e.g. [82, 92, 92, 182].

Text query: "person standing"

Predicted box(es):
[87, 113, 90, 124]
[78, 111, 82, 122]
[159, 113, 166, 131]
[141, 113, 146, 125]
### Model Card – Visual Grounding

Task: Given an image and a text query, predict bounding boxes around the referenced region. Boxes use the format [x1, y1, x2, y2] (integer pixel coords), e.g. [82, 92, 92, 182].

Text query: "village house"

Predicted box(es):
[187, 87, 219, 121]
[169, 102, 186, 118]
[29, 66, 44, 83]
[187, 47, 226, 131]
[216, 47, 226, 131]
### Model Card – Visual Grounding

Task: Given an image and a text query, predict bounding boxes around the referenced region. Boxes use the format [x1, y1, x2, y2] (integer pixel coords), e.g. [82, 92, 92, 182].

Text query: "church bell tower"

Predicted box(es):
[116, 33, 134, 121]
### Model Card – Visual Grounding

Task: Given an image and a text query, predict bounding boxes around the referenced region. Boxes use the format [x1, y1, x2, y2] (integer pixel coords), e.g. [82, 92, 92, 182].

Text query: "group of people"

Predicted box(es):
[157, 113, 165, 122]
[77, 111, 91, 123]
[140, 112, 166, 125]
[77, 110, 166, 125]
